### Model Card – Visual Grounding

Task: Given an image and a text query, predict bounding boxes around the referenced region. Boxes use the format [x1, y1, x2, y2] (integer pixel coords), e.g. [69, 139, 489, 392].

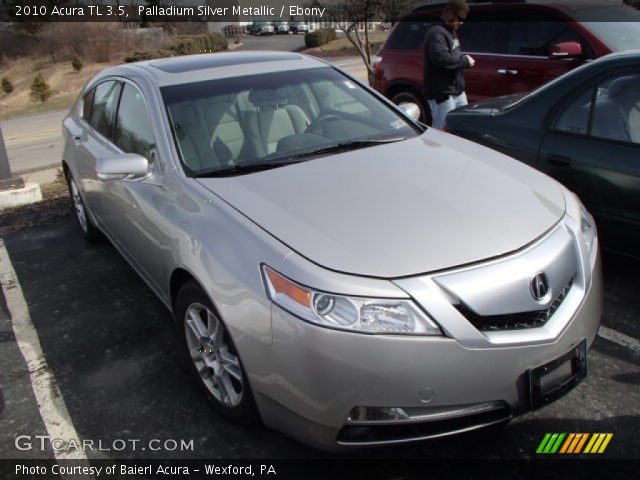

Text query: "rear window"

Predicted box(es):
[385, 20, 430, 51]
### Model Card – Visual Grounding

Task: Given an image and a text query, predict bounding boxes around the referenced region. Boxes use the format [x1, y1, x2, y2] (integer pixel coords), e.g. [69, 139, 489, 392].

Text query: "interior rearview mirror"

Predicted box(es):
[96, 154, 149, 181]
[398, 102, 421, 122]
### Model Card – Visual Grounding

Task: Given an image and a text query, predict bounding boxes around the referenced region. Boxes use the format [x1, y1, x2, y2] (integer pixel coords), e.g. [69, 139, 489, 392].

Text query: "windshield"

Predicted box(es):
[161, 68, 420, 176]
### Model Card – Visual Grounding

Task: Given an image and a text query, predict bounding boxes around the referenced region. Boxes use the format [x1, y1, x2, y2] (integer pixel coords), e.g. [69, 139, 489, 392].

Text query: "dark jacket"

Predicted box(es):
[423, 19, 470, 102]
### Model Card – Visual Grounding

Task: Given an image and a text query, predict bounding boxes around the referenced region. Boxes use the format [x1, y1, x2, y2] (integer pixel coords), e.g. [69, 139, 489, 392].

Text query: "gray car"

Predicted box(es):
[62, 51, 602, 450]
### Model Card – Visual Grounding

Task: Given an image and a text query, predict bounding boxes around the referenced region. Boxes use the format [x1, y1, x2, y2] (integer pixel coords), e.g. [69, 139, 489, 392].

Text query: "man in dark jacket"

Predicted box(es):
[424, 0, 475, 129]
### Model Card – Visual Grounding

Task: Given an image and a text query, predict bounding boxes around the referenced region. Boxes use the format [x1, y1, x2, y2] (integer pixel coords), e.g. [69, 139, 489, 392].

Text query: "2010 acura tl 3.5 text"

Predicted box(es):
[62, 51, 602, 450]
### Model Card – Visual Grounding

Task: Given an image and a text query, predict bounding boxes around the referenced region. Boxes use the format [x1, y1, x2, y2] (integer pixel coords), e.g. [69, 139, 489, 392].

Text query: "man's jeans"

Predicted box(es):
[428, 92, 468, 129]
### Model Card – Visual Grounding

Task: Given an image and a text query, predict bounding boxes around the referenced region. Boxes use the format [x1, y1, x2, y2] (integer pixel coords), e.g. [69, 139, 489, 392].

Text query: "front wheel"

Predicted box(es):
[175, 281, 258, 424]
[391, 90, 431, 126]
[67, 174, 101, 243]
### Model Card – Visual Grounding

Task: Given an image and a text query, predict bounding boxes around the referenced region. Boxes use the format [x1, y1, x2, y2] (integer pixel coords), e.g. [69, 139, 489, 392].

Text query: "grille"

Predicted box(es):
[455, 280, 573, 332]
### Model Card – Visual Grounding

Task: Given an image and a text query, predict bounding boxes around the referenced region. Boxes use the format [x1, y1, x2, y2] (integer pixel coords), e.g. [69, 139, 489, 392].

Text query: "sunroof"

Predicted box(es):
[150, 52, 302, 73]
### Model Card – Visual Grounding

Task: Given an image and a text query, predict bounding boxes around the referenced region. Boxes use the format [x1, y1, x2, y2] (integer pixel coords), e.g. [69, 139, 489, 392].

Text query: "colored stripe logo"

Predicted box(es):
[537, 433, 613, 454]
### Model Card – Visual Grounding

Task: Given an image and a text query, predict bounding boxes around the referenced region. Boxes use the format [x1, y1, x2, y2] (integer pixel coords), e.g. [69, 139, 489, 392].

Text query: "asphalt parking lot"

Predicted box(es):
[0, 200, 639, 461]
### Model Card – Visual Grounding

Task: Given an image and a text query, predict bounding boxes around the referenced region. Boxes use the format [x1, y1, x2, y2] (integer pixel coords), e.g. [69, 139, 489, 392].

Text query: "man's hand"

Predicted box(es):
[466, 55, 476, 67]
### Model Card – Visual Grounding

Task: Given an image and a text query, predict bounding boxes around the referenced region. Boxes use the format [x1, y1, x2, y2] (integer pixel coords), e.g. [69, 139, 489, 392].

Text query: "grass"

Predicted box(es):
[0, 56, 110, 119]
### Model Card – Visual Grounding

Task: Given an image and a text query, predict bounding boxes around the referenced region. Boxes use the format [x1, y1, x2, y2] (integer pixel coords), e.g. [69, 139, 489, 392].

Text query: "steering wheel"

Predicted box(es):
[305, 113, 344, 135]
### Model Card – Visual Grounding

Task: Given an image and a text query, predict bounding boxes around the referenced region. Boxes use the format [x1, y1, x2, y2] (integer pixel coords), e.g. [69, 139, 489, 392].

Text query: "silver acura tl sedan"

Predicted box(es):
[62, 51, 602, 450]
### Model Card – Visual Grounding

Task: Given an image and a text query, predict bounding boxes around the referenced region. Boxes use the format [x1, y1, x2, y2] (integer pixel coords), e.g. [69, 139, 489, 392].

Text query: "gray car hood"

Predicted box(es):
[197, 129, 565, 278]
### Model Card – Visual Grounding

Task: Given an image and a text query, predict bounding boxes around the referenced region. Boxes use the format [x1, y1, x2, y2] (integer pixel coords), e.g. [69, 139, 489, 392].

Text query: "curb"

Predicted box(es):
[0, 182, 43, 211]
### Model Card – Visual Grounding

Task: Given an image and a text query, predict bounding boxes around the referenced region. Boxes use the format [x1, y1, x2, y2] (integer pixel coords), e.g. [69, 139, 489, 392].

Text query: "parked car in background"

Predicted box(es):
[290, 22, 310, 34]
[446, 50, 640, 257]
[249, 22, 274, 36]
[274, 22, 290, 34]
[373, 1, 640, 123]
[62, 51, 601, 450]
[247, 22, 261, 35]
[258, 22, 275, 36]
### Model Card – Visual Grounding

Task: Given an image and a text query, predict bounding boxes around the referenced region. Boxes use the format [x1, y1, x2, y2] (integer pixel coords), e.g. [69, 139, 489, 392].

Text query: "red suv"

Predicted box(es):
[373, 1, 640, 123]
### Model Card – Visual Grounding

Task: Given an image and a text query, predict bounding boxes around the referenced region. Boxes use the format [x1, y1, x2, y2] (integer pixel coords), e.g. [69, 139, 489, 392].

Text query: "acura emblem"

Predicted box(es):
[531, 272, 550, 301]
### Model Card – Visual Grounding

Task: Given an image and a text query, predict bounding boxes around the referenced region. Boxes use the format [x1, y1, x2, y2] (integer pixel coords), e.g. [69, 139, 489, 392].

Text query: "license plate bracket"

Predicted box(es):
[528, 339, 587, 410]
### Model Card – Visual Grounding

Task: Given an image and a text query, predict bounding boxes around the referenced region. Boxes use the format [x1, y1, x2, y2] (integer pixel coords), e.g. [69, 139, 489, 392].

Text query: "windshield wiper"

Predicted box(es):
[195, 161, 301, 178]
[290, 136, 407, 159]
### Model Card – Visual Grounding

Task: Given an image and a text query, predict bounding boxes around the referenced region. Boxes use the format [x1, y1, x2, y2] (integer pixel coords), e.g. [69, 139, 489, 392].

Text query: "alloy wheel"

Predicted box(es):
[70, 179, 88, 233]
[184, 303, 243, 407]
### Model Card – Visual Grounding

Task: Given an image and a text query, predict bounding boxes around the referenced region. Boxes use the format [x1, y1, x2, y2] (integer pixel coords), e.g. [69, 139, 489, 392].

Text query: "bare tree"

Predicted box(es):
[313, 0, 383, 83]
[379, 0, 414, 24]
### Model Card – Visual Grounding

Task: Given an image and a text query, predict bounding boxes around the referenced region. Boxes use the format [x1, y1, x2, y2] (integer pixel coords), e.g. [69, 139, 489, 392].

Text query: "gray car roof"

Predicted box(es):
[100, 51, 331, 88]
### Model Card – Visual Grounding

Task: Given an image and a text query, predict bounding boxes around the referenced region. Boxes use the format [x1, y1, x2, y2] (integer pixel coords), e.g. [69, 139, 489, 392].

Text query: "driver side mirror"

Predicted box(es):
[549, 41, 584, 59]
[96, 153, 149, 181]
[398, 102, 421, 122]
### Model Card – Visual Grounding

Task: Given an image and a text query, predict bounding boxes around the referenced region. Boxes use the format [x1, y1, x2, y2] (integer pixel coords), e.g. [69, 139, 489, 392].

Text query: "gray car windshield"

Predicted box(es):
[161, 68, 420, 176]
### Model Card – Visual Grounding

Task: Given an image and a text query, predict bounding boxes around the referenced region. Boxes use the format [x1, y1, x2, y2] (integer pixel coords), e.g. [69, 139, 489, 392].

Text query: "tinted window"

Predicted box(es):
[89, 81, 121, 139]
[458, 10, 495, 53]
[82, 88, 94, 120]
[495, 12, 585, 56]
[385, 20, 430, 50]
[555, 88, 593, 135]
[114, 84, 157, 162]
[591, 73, 640, 145]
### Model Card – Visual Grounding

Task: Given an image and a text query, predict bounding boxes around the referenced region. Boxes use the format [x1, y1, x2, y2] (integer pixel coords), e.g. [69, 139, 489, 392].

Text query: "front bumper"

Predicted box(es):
[248, 248, 602, 450]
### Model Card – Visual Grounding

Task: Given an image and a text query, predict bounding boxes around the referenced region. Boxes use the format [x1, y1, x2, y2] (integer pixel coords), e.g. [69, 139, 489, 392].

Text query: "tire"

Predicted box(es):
[175, 281, 258, 425]
[391, 90, 432, 126]
[66, 173, 101, 243]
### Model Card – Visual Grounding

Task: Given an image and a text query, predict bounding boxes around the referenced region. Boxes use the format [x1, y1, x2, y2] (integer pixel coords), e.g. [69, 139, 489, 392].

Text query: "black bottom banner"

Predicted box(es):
[1, 459, 639, 480]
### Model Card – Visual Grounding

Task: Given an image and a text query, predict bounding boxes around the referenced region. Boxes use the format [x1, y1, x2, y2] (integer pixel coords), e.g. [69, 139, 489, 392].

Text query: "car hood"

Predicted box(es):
[197, 129, 565, 278]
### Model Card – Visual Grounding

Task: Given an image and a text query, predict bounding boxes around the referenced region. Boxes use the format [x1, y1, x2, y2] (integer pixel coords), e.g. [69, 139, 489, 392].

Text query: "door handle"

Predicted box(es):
[546, 154, 572, 166]
[497, 69, 518, 76]
[73, 135, 81, 146]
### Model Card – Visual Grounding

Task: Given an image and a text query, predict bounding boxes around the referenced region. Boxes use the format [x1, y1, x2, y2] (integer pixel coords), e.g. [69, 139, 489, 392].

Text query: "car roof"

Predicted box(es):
[597, 49, 640, 62]
[96, 51, 331, 88]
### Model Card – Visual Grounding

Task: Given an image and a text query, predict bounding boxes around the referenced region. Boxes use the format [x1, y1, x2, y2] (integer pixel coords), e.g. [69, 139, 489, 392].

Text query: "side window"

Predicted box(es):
[114, 84, 157, 162]
[385, 20, 430, 51]
[591, 73, 640, 145]
[82, 88, 94, 121]
[458, 10, 496, 53]
[89, 81, 122, 139]
[496, 13, 585, 56]
[555, 87, 593, 135]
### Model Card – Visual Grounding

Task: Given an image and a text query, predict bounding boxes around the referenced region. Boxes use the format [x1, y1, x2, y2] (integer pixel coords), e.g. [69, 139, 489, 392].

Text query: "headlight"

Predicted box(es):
[262, 266, 442, 335]
[579, 203, 596, 256]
